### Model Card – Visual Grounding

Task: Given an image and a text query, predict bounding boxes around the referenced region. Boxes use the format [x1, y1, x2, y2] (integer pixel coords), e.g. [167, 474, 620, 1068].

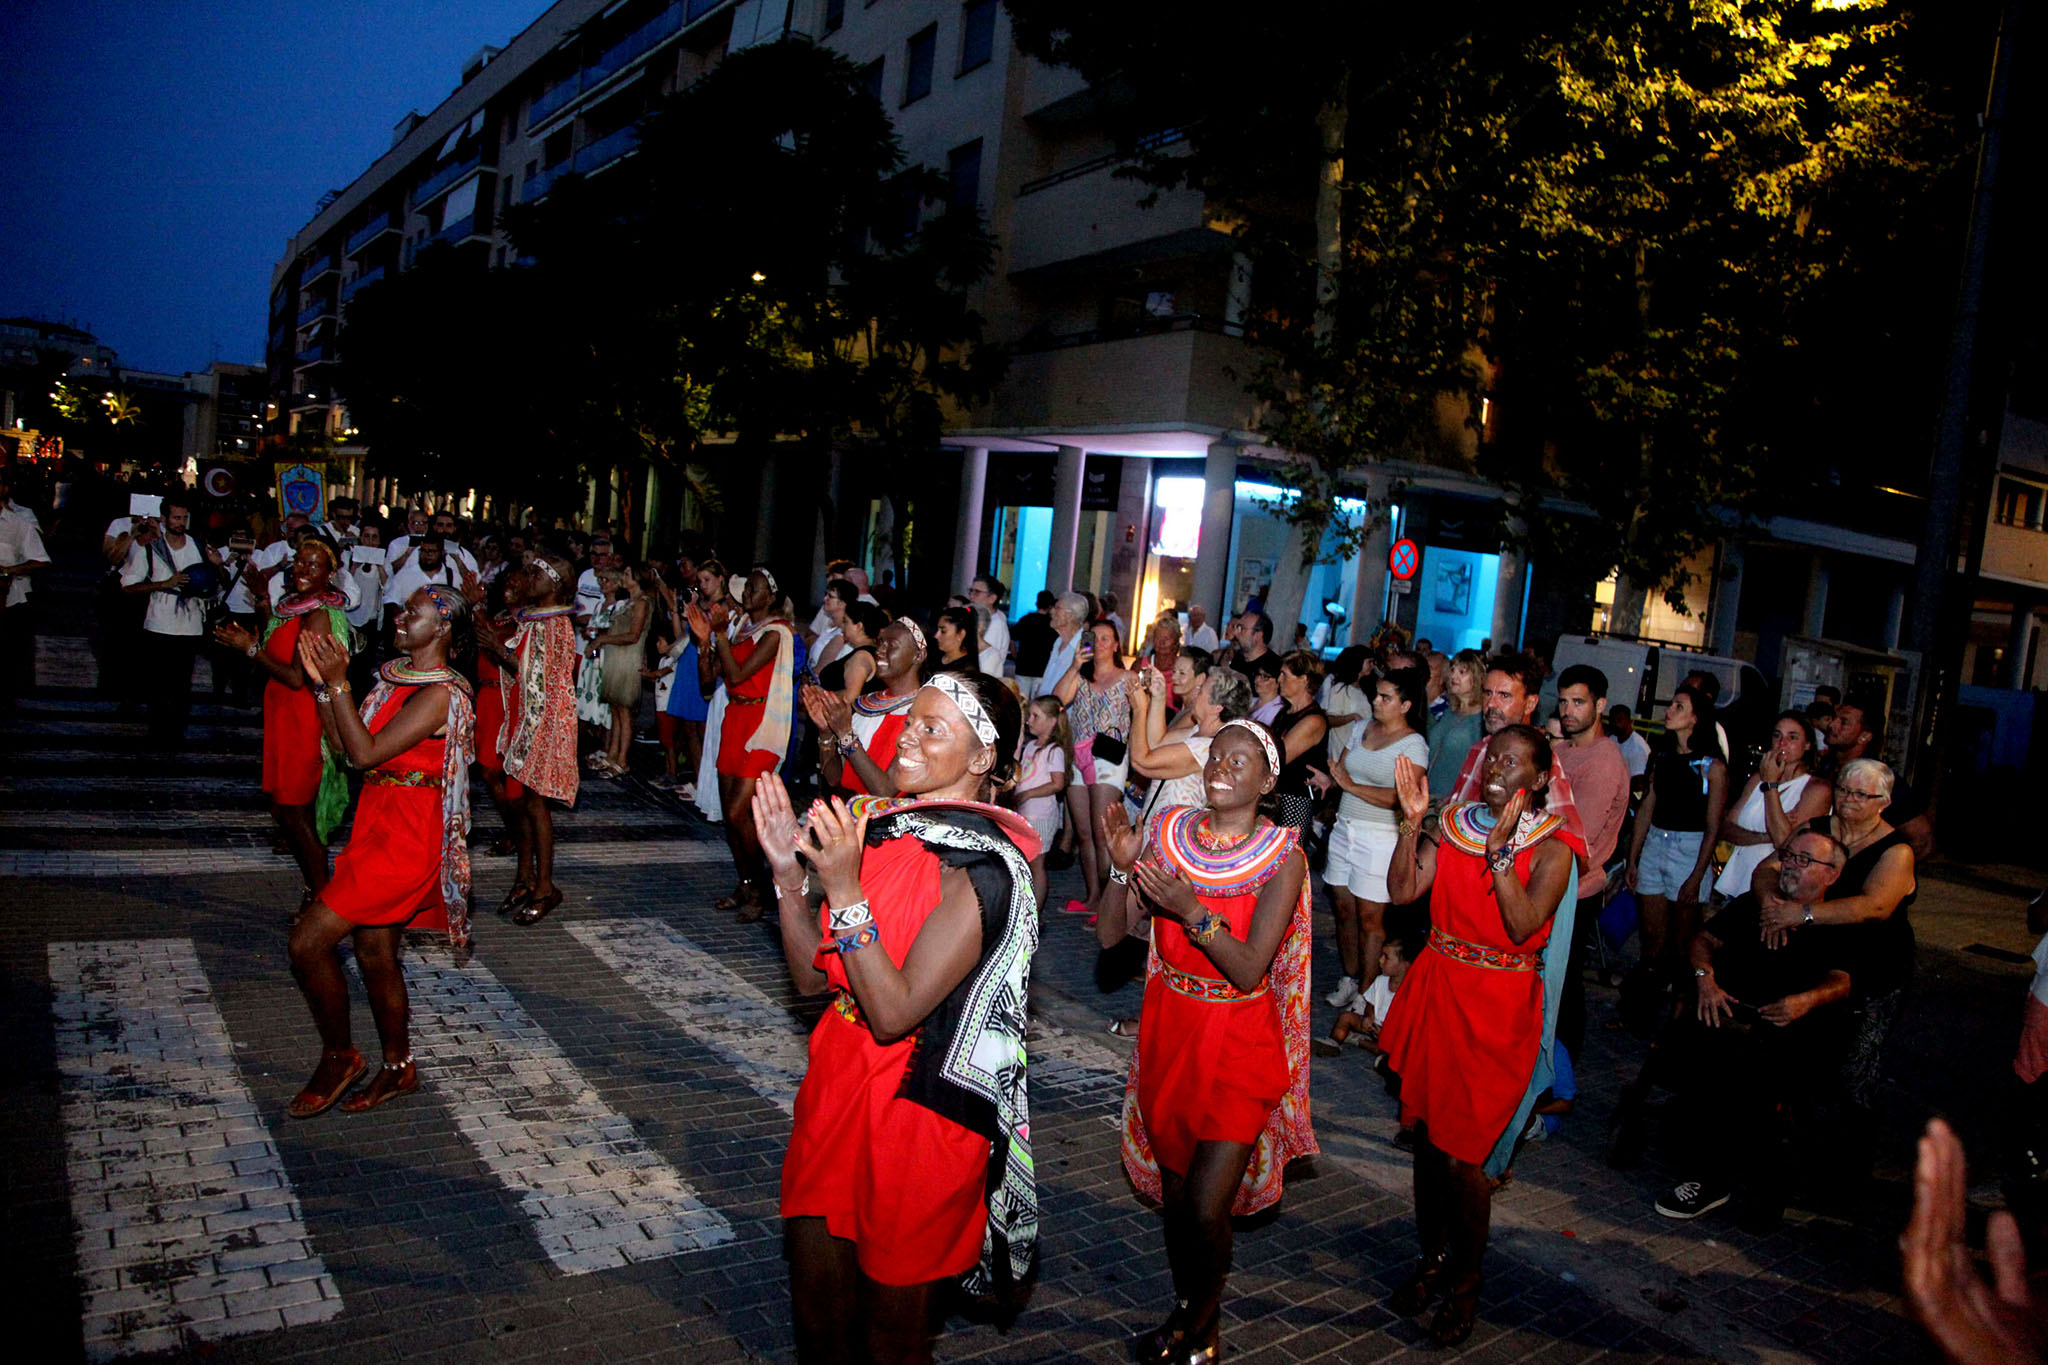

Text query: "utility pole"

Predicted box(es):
[1905, 4, 2020, 807]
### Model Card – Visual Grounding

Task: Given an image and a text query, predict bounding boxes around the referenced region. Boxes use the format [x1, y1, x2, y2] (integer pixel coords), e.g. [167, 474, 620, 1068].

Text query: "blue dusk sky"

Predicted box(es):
[0, 1, 547, 375]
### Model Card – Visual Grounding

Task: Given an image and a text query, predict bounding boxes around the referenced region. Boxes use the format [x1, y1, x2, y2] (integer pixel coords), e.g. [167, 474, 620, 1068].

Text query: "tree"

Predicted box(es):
[1010, 1, 1974, 629]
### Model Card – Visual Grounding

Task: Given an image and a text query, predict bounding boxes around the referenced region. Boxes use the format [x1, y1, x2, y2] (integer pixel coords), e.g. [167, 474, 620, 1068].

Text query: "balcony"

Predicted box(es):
[296, 298, 335, 328]
[574, 125, 640, 177]
[522, 161, 570, 203]
[294, 343, 336, 368]
[984, 320, 1262, 433]
[413, 150, 483, 209]
[289, 388, 332, 412]
[528, 72, 585, 130]
[342, 265, 386, 302]
[346, 211, 398, 257]
[431, 214, 482, 249]
[592, 2, 684, 83]
[1984, 517, 2048, 589]
[302, 251, 338, 283]
[1008, 141, 1217, 277]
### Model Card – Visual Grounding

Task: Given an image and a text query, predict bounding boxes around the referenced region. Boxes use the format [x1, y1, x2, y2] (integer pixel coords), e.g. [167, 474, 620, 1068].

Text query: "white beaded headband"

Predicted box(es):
[897, 616, 927, 652]
[1217, 718, 1281, 775]
[756, 566, 778, 595]
[922, 673, 997, 746]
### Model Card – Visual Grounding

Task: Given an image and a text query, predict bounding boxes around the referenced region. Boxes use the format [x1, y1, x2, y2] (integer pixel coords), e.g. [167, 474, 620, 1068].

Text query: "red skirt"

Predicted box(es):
[1136, 930, 1289, 1173]
[322, 781, 448, 934]
[715, 699, 778, 778]
[260, 618, 324, 806]
[475, 665, 506, 774]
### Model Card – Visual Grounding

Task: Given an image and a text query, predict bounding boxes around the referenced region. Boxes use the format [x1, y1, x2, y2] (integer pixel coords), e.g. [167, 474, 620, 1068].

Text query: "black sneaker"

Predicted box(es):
[1656, 1180, 1732, 1220]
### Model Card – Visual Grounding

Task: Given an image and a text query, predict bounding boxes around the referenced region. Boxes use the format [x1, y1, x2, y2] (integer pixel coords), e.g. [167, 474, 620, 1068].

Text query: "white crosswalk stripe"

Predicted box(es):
[50, 938, 343, 1362]
[398, 944, 737, 1273]
[568, 920, 812, 1114]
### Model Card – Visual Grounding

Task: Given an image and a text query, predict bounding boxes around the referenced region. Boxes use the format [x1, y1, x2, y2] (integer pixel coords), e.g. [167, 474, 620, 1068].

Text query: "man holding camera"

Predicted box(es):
[120, 494, 221, 746]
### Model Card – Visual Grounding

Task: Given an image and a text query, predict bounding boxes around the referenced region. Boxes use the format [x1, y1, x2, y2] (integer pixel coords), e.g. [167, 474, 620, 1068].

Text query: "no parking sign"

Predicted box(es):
[1389, 539, 1419, 579]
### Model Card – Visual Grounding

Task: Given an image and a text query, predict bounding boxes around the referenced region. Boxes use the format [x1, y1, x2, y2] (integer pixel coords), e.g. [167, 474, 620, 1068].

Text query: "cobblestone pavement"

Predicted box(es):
[4, 598, 2019, 1362]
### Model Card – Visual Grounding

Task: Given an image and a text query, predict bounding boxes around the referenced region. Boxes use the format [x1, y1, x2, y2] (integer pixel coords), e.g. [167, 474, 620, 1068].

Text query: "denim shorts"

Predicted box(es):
[1635, 825, 1706, 898]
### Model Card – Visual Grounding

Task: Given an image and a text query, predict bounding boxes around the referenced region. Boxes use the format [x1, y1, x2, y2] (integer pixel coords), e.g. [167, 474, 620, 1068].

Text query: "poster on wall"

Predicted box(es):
[1434, 561, 1473, 615]
[1235, 558, 1274, 615]
[277, 462, 326, 522]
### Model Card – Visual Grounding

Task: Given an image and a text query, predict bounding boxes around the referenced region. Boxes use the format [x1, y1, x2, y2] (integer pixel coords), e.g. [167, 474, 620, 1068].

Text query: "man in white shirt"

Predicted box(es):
[1184, 603, 1220, 653]
[0, 466, 50, 710]
[385, 536, 464, 635]
[325, 495, 363, 549]
[345, 524, 389, 634]
[120, 494, 216, 745]
[573, 536, 612, 642]
[1040, 592, 1090, 698]
[1609, 703, 1652, 798]
[385, 506, 478, 576]
[970, 575, 1010, 677]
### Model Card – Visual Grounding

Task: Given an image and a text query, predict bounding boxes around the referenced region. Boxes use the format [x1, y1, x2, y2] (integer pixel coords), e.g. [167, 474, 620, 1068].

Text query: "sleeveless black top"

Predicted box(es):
[818, 643, 875, 696]
[1805, 818, 1917, 999]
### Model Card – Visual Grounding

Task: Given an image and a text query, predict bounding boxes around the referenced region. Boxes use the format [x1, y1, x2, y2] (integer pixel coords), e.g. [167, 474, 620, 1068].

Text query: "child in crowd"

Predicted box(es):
[1011, 694, 1072, 911]
[1316, 932, 1417, 1056]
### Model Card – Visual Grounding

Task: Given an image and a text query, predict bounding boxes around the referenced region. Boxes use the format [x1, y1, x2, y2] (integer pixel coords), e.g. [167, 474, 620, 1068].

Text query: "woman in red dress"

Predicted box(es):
[1096, 720, 1313, 1365]
[283, 585, 477, 1117]
[754, 670, 1038, 1364]
[478, 553, 580, 925]
[213, 534, 350, 908]
[802, 616, 927, 798]
[1377, 723, 1583, 1344]
[687, 567, 794, 921]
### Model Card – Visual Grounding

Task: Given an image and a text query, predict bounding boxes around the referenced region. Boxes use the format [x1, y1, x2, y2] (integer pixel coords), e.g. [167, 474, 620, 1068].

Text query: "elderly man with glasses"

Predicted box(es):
[1635, 827, 1863, 1227]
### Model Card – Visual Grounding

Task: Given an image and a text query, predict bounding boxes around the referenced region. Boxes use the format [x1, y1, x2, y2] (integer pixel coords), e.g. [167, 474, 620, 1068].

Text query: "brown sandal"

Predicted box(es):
[1427, 1274, 1483, 1346]
[287, 1048, 365, 1119]
[340, 1056, 418, 1113]
[512, 887, 564, 926]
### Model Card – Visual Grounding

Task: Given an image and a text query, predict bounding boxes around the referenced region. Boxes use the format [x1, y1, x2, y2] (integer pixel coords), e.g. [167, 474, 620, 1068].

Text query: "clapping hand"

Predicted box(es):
[460, 564, 484, 606]
[1392, 754, 1430, 827]
[683, 599, 712, 644]
[801, 797, 871, 904]
[297, 632, 349, 686]
[214, 621, 258, 655]
[1132, 859, 1204, 924]
[749, 774, 808, 890]
[1099, 804, 1143, 875]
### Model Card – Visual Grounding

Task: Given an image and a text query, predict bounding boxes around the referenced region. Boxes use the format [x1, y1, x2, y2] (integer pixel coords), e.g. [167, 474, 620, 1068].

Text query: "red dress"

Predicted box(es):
[475, 647, 506, 774]
[715, 622, 789, 779]
[1376, 804, 1585, 1165]
[842, 702, 910, 797]
[260, 611, 335, 805]
[780, 834, 993, 1286]
[1124, 809, 1308, 1198]
[323, 686, 454, 934]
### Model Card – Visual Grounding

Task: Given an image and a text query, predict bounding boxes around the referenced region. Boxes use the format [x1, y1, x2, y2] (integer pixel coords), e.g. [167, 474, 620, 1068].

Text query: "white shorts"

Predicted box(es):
[1324, 817, 1400, 902]
[1636, 825, 1706, 898]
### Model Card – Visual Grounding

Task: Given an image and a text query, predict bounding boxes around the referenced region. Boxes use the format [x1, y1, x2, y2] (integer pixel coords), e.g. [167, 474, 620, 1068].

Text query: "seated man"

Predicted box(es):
[1653, 828, 1859, 1225]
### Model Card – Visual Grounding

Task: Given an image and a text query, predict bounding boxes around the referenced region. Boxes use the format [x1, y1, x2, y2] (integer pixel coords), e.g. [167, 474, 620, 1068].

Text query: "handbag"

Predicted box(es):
[1091, 733, 1128, 765]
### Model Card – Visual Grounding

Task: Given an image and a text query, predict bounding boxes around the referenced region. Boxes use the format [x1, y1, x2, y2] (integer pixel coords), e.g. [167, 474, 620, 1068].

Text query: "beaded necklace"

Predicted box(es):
[514, 604, 575, 622]
[853, 685, 917, 717]
[274, 589, 347, 618]
[378, 659, 468, 690]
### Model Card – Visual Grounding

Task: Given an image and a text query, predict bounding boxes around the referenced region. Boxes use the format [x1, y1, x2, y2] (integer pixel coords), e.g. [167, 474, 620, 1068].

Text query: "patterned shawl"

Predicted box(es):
[1120, 805, 1319, 1215]
[260, 602, 353, 842]
[504, 608, 579, 803]
[359, 664, 476, 950]
[845, 794, 1043, 1317]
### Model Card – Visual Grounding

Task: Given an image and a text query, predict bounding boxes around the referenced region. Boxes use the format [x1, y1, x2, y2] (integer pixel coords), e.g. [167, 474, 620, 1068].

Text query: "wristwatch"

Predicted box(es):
[1693, 966, 1709, 978]
[1802, 907, 1815, 925]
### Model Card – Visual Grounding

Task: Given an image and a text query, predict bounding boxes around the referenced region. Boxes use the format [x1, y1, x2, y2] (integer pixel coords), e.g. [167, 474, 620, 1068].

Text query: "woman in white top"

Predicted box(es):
[1317, 665, 1430, 1011]
[1320, 646, 1373, 756]
[1713, 709, 1832, 900]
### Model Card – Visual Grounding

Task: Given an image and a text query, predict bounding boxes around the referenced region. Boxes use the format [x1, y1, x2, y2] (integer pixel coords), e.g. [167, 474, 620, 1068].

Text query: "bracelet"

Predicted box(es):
[1487, 848, 1516, 873]
[1108, 867, 1131, 885]
[1188, 912, 1230, 945]
[834, 732, 861, 757]
[312, 684, 332, 704]
[245, 643, 259, 658]
[827, 899, 874, 935]
[821, 924, 881, 955]
[1397, 817, 1416, 838]
[774, 869, 808, 898]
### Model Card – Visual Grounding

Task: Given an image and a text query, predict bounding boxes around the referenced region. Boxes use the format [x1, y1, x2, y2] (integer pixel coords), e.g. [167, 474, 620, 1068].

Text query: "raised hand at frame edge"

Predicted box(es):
[1902, 1117, 2048, 1365]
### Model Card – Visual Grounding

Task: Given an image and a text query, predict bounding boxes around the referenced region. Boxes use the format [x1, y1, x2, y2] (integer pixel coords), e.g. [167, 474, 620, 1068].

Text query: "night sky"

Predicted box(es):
[0, 0, 546, 376]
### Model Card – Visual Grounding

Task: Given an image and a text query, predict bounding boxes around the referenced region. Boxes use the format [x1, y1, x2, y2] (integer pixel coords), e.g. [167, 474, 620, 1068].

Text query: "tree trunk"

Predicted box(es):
[1608, 567, 1648, 638]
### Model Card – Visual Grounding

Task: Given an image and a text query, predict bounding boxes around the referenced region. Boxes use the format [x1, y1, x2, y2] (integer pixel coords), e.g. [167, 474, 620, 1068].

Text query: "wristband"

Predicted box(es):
[834, 732, 861, 757]
[245, 643, 259, 657]
[1189, 912, 1230, 945]
[312, 684, 332, 704]
[1109, 867, 1131, 886]
[821, 924, 880, 955]
[827, 899, 874, 935]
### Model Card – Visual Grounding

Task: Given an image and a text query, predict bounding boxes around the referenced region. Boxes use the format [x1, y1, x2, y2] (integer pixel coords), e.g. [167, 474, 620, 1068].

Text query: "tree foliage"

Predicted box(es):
[1010, 0, 1977, 610]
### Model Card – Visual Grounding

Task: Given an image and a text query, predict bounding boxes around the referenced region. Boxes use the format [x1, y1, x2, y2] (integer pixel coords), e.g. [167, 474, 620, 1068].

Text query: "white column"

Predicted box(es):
[1047, 444, 1086, 594]
[2006, 605, 2034, 689]
[1802, 553, 1829, 639]
[1348, 468, 1392, 639]
[1191, 441, 1237, 619]
[953, 446, 989, 593]
[1709, 539, 1744, 657]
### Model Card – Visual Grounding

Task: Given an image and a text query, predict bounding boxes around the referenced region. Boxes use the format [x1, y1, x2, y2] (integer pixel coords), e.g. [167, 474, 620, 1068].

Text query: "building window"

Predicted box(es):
[959, 0, 995, 73]
[904, 24, 936, 104]
[825, 0, 845, 32]
[947, 139, 982, 213]
[860, 57, 885, 103]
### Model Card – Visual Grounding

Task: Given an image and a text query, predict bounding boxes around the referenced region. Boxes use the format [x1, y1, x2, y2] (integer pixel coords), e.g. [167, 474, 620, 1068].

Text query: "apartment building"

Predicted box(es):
[268, 0, 1925, 693]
